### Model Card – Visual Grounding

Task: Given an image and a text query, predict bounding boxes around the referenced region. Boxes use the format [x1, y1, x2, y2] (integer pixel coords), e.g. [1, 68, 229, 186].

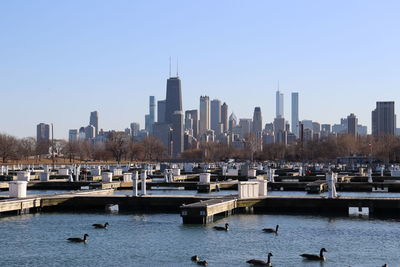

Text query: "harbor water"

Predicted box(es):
[0, 211, 398, 266]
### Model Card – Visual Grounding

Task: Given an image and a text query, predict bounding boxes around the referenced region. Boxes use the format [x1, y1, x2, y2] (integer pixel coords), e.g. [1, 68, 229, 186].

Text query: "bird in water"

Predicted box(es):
[191, 255, 200, 262]
[300, 248, 327, 261]
[67, 234, 89, 243]
[213, 223, 229, 231]
[196, 260, 208, 266]
[247, 252, 273, 266]
[92, 222, 109, 229]
[262, 225, 279, 233]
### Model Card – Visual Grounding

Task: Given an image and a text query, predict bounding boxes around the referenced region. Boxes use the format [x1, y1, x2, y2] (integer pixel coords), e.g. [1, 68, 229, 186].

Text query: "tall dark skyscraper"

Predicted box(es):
[90, 111, 99, 136]
[252, 107, 263, 134]
[291, 92, 299, 137]
[165, 77, 182, 123]
[347, 113, 358, 137]
[372, 101, 396, 136]
[171, 111, 184, 156]
[221, 103, 228, 133]
[36, 123, 50, 142]
[157, 100, 166, 123]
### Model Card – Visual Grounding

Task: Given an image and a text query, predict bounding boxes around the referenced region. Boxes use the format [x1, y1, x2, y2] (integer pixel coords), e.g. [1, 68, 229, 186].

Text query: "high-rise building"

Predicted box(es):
[36, 123, 50, 142]
[157, 100, 166, 123]
[210, 99, 221, 133]
[239, 119, 252, 138]
[68, 129, 78, 142]
[165, 77, 182, 124]
[185, 110, 199, 137]
[347, 113, 358, 136]
[90, 111, 99, 136]
[171, 111, 184, 156]
[130, 123, 140, 138]
[149, 96, 155, 125]
[291, 92, 299, 137]
[229, 113, 237, 131]
[221, 103, 228, 133]
[153, 122, 172, 154]
[276, 90, 284, 118]
[85, 125, 96, 140]
[372, 101, 396, 136]
[145, 96, 156, 133]
[252, 107, 263, 134]
[199, 96, 210, 135]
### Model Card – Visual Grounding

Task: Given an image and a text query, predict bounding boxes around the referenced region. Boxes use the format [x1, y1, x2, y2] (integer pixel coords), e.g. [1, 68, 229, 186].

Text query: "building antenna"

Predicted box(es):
[169, 56, 171, 78]
[176, 56, 179, 77]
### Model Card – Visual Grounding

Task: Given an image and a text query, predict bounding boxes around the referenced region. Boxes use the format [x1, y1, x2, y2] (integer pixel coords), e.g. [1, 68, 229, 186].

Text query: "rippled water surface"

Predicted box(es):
[0, 211, 398, 267]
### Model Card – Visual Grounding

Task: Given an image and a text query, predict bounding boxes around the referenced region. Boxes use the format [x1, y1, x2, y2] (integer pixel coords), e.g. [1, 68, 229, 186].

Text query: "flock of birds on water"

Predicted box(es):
[67, 222, 389, 266]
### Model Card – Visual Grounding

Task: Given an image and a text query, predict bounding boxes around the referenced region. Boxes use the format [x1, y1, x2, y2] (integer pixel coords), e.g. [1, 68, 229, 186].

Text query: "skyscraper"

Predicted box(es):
[372, 101, 396, 136]
[199, 96, 210, 135]
[130, 122, 140, 138]
[347, 113, 358, 136]
[157, 100, 166, 123]
[36, 123, 50, 142]
[229, 113, 237, 131]
[252, 107, 263, 134]
[185, 110, 198, 137]
[210, 99, 221, 133]
[239, 119, 252, 138]
[145, 96, 156, 133]
[291, 92, 299, 137]
[68, 129, 78, 142]
[276, 90, 284, 118]
[165, 77, 182, 124]
[90, 111, 99, 136]
[221, 102, 228, 133]
[171, 111, 184, 156]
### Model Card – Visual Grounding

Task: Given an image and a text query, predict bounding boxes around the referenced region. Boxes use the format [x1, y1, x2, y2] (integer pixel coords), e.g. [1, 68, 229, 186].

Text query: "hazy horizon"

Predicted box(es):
[1, 0, 399, 139]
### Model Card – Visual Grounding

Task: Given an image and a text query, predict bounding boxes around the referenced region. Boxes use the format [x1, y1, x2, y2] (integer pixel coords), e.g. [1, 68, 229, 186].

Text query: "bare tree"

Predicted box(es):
[141, 136, 166, 161]
[106, 132, 129, 163]
[17, 137, 36, 161]
[0, 133, 18, 163]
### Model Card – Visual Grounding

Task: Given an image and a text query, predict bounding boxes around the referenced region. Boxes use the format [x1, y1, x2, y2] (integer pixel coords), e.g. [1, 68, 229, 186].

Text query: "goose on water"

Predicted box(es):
[92, 222, 109, 229]
[213, 223, 229, 231]
[196, 260, 208, 266]
[67, 234, 89, 243]
[262, 225, 279, 233]
[300, 248, 327, 261]
[191, 255, 200, 262]
[247, 252, 273, 266]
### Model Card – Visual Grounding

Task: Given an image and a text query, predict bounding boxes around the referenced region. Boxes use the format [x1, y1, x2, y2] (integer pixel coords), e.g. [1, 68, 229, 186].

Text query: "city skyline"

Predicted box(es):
[1, 1, 400, 138]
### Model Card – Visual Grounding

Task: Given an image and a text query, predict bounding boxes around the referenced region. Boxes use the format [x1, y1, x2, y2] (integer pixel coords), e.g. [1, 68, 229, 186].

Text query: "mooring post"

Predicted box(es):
[141, 170, 147, 195]
[326, 172, 337, 198]
[132, 171, 139, 196]
[381, 166, 385, 177]
[368, 168, 373, 183]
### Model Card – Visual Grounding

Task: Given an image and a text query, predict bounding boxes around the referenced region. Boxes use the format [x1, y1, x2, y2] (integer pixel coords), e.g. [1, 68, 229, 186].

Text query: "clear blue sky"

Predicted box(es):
[1, 0, 399, 139]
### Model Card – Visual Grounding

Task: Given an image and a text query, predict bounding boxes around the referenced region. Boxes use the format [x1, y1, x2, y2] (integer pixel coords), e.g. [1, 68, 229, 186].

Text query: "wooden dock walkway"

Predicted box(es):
[180, 196, 237, 224]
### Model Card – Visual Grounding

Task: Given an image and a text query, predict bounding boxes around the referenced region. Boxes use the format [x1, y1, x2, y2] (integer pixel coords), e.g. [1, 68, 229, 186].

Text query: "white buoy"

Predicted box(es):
[141, 170, 147, 195]
[132, 171, 139, 196]
[368, 168, 373, 183]
[326, 172, 337, 198]
[9, 181, 28, 198]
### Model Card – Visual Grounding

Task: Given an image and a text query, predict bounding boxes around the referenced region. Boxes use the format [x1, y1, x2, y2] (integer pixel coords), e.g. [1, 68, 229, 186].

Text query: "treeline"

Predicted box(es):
[1, 132, 400, 163]
[0, 132, 166, 163]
